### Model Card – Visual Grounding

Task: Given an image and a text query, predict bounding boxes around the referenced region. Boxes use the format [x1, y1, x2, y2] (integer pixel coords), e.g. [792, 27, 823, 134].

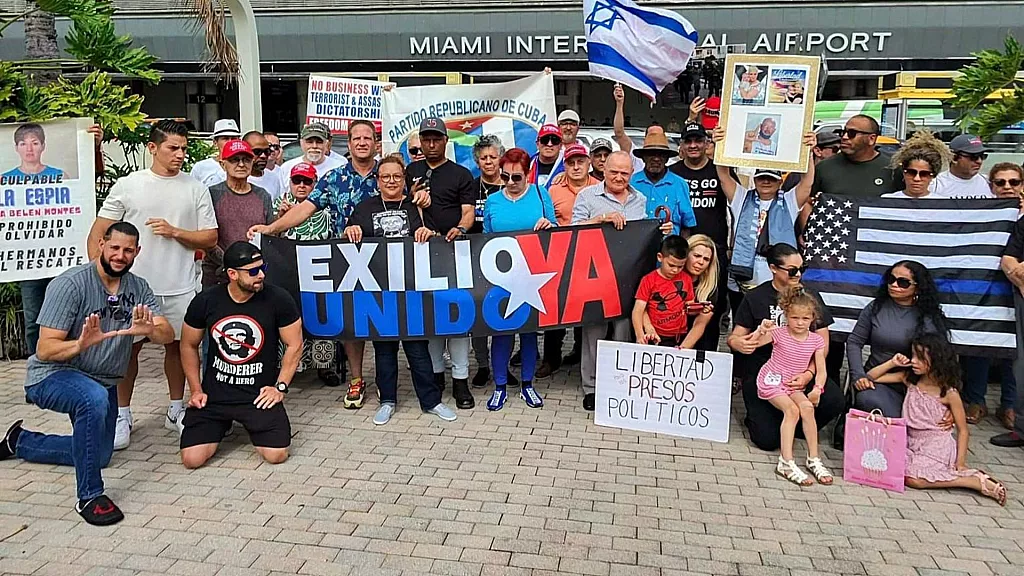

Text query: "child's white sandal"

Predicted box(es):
[806, 457, 834, 485]
[776, 457, 813, 486]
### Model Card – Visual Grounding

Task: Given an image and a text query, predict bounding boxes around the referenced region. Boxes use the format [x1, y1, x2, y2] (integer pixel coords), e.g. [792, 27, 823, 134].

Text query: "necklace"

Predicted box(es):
[381, 195, 404, 211]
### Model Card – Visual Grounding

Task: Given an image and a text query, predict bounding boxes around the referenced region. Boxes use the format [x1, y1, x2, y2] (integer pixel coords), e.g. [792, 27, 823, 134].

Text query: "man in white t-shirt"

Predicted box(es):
[88, 120, 219, 450]
[190, 119, 242, 187]
[278, 122, 347, 192]
[242, 131, 284, 201]
[930, 134, 994, 198]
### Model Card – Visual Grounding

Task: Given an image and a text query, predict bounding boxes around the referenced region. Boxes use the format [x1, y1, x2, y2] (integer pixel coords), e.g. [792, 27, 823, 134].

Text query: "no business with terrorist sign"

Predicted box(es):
[261, 221, 661, 339]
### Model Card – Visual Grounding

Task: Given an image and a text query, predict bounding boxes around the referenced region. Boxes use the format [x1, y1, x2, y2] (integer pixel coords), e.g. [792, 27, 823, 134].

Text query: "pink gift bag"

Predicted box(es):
[843, 409, 907, 493]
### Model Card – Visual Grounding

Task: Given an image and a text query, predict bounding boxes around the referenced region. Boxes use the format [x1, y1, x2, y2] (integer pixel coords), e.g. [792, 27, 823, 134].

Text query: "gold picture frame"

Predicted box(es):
[714, 54, 820, 172]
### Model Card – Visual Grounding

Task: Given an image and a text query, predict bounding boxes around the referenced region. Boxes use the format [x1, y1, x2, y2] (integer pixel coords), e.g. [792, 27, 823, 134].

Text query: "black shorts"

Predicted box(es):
[180, 402, 291, 449]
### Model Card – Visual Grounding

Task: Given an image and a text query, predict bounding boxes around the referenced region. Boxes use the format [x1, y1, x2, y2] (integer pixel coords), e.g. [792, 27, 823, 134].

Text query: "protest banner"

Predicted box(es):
[0, 118, 96, 282]
[261, 221, 661, 340]
[715, 54, 820, 172]
[595, 342, 734, 443]
[382, 73, 556, 176]
[305, 75, 390, 134]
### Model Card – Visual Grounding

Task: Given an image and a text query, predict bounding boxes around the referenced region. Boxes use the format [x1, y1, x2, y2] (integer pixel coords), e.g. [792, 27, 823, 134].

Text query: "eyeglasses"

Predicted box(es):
[887, 274, 915, 289]
[268, 144, 281, 151]
[834, 128, 877, 139]
[777, 265, 807, 278]
[500, 171, 525, 184]
[250, 148, 270, 157]
[903, 168, 935, 179]
[539, 136, 562, 146]
[957, 152, 988, 162]
[408, 146, 422, 155]
[378, 174, 404, 182]
[234, 262, 268, 276]
[225, 155, 253, 165]
[291, 176, 314, 186]
[993, 178, 1023, 187]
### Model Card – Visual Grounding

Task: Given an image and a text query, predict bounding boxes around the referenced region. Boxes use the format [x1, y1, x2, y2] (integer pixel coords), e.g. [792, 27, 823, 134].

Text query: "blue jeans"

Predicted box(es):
[961, 356, 1017, 410]
[492, 333, 538, 386]
[17, 371, 117, 501]
[19, 278, 50, 355]
[373, 340, 440, 411]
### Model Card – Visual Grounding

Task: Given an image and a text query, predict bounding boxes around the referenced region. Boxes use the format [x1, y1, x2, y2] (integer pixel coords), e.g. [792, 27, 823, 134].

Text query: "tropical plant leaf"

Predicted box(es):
[950, 35, 1024, 136]
[12, 76, 59, 121]
[64, 18, 160, 82]
[44, 71, 145, 134]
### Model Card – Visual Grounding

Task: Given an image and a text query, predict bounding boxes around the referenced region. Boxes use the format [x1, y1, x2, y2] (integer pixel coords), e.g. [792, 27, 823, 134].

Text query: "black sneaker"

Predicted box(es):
[452, 378, 475, 409]
[562, 347, 581, 366]
[434, 372, 447, 393]
[319, 369, 341, 388]
[583, 393, 595, 411]
[76, 495, 124, 526]
[1, 420, 23, 461]
[510, 350, 522, 367]
[506, 370, 520, 388]
[471, 367, 490, 388]
[990, 431, 1024, 448]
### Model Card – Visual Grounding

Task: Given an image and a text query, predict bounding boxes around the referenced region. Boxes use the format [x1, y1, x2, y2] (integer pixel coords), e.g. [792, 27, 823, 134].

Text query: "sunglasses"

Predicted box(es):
[250, 148, 270, 156]
[408, 146, 422, 155]
[500, 171, 525, 184]
[539, 136, 562, 146]
[291, 176, 314, 186]
[993, 178, 1023, 187]
[903, 168, 935, 179]
[268, 144, 281, 151]
[234, 263, 267, 277]
[957, 152, 988, 162]
[834, 128, 877, 139]
[887, 274, 915, 289]
[778, 265, 807, 278]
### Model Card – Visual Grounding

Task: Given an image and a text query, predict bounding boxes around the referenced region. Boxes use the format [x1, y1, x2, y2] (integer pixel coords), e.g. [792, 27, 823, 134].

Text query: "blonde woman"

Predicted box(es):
[643, 234, 721, 351]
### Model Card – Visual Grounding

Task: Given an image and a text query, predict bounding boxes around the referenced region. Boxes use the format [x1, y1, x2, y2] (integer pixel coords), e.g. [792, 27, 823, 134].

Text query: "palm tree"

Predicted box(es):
[184, 0, 240, 83]
[23, 10, 59, 86]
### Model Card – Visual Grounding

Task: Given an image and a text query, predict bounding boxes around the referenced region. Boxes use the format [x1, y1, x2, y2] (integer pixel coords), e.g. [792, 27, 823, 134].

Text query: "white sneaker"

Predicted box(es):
[113, 413, 132, 451]
[165, 409, 185, 435]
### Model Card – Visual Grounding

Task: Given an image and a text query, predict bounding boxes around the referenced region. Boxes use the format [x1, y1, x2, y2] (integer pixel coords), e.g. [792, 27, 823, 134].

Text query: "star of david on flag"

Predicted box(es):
[583, 0, 698, 101]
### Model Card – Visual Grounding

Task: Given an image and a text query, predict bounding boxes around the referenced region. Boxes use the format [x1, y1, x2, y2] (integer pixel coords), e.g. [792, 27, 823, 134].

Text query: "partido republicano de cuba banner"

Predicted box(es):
[261, 222, 661, 340]
[382, 74, 557, 176]
[305, 75, 389, 135]
[0, 118, 96, 282]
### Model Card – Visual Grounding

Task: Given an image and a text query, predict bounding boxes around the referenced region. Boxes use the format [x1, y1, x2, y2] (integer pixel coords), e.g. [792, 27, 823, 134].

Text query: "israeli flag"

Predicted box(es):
[584, 0, 699, 100]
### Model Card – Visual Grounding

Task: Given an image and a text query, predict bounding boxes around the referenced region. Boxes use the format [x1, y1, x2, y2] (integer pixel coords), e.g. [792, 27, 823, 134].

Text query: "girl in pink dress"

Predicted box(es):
[867, 333, 1007, 505]
[751, 287, 832, 486]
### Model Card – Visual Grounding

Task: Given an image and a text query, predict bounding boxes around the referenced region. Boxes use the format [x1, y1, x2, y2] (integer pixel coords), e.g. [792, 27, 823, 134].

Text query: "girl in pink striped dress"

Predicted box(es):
[751, 287, 832, 486]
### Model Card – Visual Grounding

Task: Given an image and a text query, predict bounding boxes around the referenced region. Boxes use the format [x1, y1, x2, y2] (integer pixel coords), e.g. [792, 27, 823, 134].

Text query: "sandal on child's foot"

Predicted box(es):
[806, 457, 834, 485]
[975, 471, 1008, 506]
[776, 457, 813, 486]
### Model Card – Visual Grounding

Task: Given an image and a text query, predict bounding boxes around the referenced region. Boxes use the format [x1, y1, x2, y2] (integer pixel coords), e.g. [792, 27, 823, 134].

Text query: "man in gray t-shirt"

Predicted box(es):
[0, 222, 174, 527]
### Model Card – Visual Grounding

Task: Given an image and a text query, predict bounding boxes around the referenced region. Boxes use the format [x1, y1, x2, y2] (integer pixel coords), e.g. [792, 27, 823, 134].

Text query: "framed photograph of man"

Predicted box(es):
[715, 54, 820, 172]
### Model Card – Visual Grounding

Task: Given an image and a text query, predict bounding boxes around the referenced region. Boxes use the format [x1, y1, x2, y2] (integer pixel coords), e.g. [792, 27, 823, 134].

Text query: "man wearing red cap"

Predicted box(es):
[529, 124, 565, 187]
[203, 139, 274, 288]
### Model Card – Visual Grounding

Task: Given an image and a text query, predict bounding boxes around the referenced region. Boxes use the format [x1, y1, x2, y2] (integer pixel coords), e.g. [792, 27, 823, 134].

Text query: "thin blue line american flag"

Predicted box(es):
[800, 194, 1019, 358]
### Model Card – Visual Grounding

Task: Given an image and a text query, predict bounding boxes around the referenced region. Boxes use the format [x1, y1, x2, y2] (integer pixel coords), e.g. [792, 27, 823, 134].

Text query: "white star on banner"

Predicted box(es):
[461, 121, 474, 130]
[839, 242, 848, 250]
[826, 198, 836, 207]
[843, 214, 852, 223]
[840, 228, 849, 236]
[499, 265, 557, 319]
[838, 255, 847, 263]
[844, 201, 853, 208]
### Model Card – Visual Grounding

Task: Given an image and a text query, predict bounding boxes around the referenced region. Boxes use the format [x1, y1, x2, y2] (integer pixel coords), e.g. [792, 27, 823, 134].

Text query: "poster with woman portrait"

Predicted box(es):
[715, 55, 820, 172]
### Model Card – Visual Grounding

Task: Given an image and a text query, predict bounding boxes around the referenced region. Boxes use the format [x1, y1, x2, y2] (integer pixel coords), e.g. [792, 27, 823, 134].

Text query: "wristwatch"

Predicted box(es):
[275, 381, 289, 394]
[456, 226, 468, 234]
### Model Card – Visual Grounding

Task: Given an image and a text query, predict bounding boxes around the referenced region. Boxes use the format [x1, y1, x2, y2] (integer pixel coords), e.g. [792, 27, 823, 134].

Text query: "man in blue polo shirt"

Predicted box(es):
[630, 132, 697, 236]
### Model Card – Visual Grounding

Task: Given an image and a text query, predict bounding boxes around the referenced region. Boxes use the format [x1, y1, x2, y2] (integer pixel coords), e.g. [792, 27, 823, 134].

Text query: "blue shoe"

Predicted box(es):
[428, 403, 458, 422]
[520, 383, 544, 408]
[373, 402, 395, 426]
[487, 387, 508, 411]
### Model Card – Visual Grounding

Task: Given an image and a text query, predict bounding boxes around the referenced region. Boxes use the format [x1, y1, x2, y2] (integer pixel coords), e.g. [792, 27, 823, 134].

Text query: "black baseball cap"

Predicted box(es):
[682, 122, 708, 139]
[223, 242, 263, 269]
[419, 116, 447, 137]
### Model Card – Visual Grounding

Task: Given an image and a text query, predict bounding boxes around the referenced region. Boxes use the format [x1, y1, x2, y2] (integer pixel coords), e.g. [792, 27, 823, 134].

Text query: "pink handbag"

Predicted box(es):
[843, 409, 907, 493]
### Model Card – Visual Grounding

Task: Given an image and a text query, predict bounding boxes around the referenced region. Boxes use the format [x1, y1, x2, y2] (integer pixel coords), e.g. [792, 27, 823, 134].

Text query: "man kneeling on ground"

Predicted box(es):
[179, 241, 302, 468]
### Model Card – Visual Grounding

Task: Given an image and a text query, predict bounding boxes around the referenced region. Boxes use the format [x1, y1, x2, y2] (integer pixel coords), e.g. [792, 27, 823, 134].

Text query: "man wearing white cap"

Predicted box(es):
[557, 110, 581, 146]
[190, 119, 242, 187]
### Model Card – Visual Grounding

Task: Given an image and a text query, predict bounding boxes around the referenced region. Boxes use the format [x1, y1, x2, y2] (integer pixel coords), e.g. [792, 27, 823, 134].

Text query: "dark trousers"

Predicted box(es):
[962, 355, 1016, 410]
[853, 384, 906, 419]
[373, 340, 440, 411]
[20, 278, 50, 355]
[542, 327, 582, 366]
[741, 373, 845, 451]
[1011, 291, 1024, 435]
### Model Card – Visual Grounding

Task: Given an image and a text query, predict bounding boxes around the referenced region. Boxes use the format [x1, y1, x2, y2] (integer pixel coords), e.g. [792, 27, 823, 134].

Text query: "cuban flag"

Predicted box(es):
[584, 0, 699, 101]
[398, 116, 540, 178]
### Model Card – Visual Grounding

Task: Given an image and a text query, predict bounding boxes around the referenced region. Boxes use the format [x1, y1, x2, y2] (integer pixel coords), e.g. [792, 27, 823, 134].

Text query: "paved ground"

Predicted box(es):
[0, 342, 1022, 576]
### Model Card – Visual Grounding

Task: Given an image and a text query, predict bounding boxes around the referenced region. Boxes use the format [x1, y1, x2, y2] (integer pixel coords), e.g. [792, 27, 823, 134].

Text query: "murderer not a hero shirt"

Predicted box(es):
[184, 284, 300, 404]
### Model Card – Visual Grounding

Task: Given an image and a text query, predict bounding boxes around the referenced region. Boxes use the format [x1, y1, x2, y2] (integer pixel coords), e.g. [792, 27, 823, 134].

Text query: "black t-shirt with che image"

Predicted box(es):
[184, 284, 300, 404]
[348, 194, 432, 238]
[406, 159, 476, 234]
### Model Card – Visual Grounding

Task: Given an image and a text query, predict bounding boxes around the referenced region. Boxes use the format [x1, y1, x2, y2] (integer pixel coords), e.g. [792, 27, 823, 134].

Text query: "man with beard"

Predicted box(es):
[1, 222, 173, 526]
[243, 131, 284, 201]
[277, 122, 346, 192]
[178, 242, 302, 469]
[669, 122, 731, 348]
[744, 117, 778, 156]
[88, 120, 218, 451]
[558, 109, 581, 145]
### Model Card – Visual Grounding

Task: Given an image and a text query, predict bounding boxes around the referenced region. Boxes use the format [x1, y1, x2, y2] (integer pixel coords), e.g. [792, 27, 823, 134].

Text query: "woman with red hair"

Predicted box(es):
[482, 147, 557, 411]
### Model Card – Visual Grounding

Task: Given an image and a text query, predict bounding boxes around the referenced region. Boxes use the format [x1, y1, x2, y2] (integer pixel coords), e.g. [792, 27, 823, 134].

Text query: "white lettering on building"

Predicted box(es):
[409, 35, 491, 55]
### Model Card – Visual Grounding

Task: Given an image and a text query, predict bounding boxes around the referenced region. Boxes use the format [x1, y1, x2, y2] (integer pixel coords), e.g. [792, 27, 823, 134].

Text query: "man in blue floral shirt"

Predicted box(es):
[248, 119, 430, 405]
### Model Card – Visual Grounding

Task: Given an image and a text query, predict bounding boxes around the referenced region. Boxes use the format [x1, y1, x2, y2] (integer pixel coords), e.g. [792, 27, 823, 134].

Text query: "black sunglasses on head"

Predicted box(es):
[539, 136, 562, 146]
[234, 263, 267, 277]
[887, 273, 915, 289]
[778, 265, 807, 278]
[291, 176, 314, 186]
[500, 171, 525, 184]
